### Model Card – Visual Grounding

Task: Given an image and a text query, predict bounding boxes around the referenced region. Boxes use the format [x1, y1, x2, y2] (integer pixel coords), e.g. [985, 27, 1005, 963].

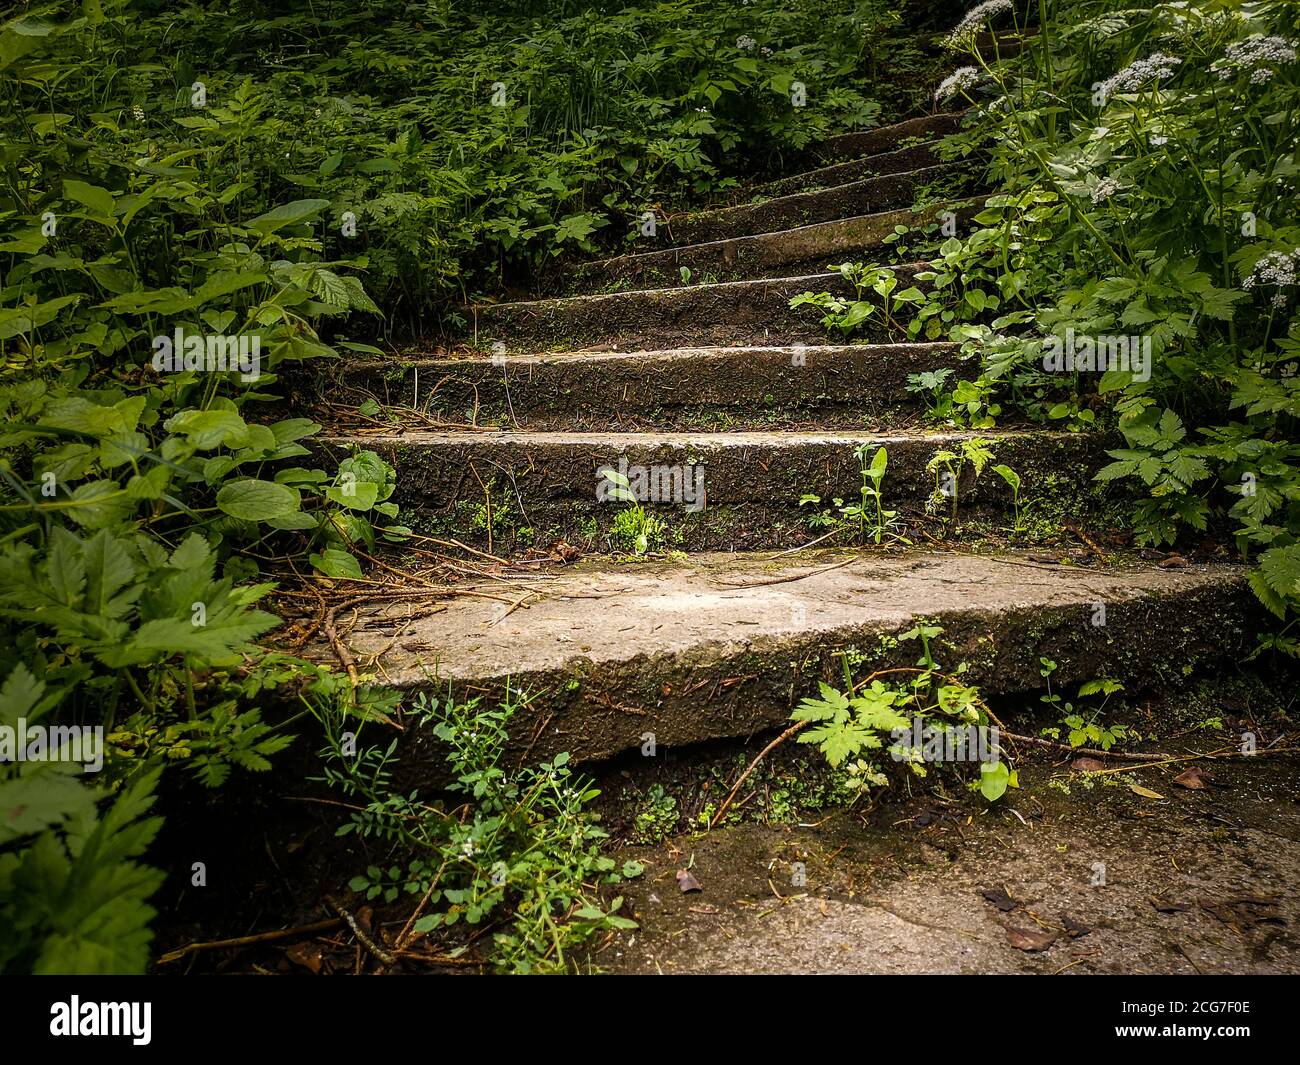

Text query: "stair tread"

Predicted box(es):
[322, 427, 1053, 445]
[337, 548, 1245, 690]
[343, 341, 957, 368]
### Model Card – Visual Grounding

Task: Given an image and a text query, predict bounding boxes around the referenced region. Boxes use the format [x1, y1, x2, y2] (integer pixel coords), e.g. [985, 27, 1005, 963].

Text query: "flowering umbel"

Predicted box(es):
[1214, 34, 1298, 84]
[945, 0, 1013, 49]
[935, 66, 981, 103]
[1097, 52, 1182, 102]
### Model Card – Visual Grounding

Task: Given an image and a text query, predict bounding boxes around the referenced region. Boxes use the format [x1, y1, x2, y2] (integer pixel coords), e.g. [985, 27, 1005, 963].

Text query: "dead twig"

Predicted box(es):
[325, 896, 394, 968]
[155, 918, 343, 965]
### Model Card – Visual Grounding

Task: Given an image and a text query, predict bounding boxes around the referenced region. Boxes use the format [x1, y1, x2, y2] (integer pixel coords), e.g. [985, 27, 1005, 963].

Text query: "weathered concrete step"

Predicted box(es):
[334, 549, 1254, 767]
[574, 201, 977, 292]
[472, 265, 922, 352]
[334, 343, 964, 430]
[758, 142, 949, 200]
[814, 112, 965, 166]
[668, 164, 952, 245]
[319, 428, 1104, 551]
[968, 28, 1037, 59]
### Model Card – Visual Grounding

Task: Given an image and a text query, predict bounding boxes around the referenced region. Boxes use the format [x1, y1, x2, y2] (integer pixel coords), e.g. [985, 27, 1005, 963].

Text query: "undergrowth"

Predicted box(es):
[794, 0, 1300, 655]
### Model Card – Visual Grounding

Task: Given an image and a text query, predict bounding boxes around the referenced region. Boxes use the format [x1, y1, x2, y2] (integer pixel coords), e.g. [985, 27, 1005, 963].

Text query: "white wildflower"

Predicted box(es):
[1215, 34, 1298, 84]
[1091, 177, 1122, 204]
[761, 46, 772, 56]
[1098, 52, 1182, 102]
[945, 0, 1013, 48]
[1272, 292, 1288, 311]
[1244, 249, 1300, 289]
[736, 35, 757, 51]
[1150, 134, 1168, 146]
[132, 105, 145, 121]
[935, 66, 981, 102]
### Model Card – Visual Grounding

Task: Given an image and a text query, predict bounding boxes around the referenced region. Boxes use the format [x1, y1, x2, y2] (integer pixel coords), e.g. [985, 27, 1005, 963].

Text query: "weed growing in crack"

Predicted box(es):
[314, 685, 637, 974]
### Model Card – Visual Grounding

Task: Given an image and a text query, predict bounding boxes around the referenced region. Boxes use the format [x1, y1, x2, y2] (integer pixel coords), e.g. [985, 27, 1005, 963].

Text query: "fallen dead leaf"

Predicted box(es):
[981, 887, 1018, 912]
[1061, 915, 1092, 939]
[1150, 896, 1190, 914]
[1006, 926, 1057, 952]
[284, 942, 324, 974]
[676, 869, 702, 894]
[1072, 757, 1107, 773]
[1129, 783, 1165, 800]
[1173, 765, 1213, 790]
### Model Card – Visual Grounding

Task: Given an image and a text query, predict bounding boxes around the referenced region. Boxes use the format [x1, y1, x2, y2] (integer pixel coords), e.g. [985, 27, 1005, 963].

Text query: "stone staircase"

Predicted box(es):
[315, 103, 1257, 769]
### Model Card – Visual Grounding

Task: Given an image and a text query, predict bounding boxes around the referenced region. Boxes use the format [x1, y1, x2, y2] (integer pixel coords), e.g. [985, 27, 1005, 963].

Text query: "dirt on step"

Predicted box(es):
[597, 754, 1300, 974]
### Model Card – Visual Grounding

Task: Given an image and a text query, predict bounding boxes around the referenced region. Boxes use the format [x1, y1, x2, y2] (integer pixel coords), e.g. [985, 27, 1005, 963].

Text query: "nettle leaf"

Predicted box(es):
[166, 409, 248, 449]
[62, 178, 116, 218]
[310, 548, 364, 580]
[215, 479, 301, 521]
[247, 198, 330, 236]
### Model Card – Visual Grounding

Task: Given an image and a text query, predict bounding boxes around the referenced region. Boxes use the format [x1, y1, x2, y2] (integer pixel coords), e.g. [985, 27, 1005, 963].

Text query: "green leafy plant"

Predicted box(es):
[925, 437, 994, 525]
[317, 686, 637, 974]
[1038, 660, 1131, 751]
[793, 632, 1015, 802]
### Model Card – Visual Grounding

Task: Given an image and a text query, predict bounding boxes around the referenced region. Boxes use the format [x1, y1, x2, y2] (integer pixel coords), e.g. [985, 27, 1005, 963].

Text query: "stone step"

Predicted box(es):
[757, 142, 949, 200]
[319, 428, 1103, 551]
[329, 549, 1253, 768]
[814, 112, 966, 166]
[333, 342, 965, 431]
[667, 164, 953, 246]
[471, 264, 923, 352]
[574, 201, 978, 292]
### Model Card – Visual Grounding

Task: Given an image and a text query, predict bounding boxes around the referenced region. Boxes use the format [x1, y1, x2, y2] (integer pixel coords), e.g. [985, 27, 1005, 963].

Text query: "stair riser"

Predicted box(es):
[669, 165, 953, 245]
[472, 267, 921, 351]
[815, 112, 966, 165]
[382, 580, 1256, 771]
[319, 429, 1102, 520]
[576, 206, 950, 292]
[336, 344, 964, 429]
[759, 142, 945, 199]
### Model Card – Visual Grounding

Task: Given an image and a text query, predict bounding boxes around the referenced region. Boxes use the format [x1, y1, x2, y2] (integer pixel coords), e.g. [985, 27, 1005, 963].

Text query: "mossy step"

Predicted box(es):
[331, 342, 964, 431]
[573, 200, 981, 292]
[666, 164, 953, 246]
[318, 428, 1107, 553]
[814, 112, 966, 166]
[757, 142, 949, 200]
[324, 548, 1253, 768]
[471, 264, 924, 352]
